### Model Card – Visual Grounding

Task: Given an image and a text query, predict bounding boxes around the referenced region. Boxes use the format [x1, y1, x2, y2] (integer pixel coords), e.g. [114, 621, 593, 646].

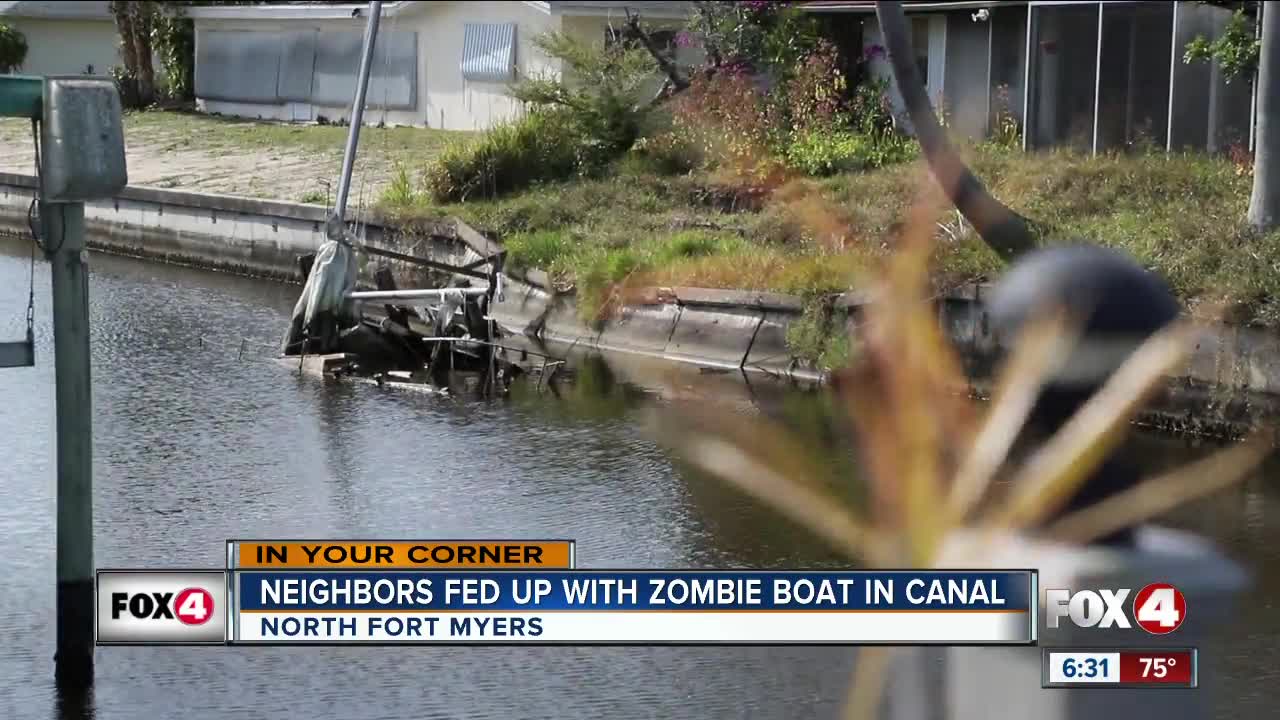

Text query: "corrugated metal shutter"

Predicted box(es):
[461, 23, 516, 83]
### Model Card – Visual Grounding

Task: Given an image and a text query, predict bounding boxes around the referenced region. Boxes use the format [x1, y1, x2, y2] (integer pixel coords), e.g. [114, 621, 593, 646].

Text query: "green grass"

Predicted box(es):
[382, 142, 1274, 354]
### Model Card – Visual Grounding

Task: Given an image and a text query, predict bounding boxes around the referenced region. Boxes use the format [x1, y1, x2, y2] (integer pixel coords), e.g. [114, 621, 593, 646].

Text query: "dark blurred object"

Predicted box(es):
[987, 245, 1182, 546]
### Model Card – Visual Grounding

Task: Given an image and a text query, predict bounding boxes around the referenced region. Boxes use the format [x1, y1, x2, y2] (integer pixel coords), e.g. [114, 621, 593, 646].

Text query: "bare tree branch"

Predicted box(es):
[874, 1, 1036, 260]
[624, 8, 689, 92]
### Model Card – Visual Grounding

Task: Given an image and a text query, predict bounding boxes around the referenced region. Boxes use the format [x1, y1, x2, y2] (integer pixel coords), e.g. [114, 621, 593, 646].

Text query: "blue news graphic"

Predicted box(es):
[236, 570, 1033, 612]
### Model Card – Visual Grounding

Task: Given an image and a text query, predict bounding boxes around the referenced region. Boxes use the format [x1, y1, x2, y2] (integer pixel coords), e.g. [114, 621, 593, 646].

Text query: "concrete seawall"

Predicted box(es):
[2, 172, 1277, 442]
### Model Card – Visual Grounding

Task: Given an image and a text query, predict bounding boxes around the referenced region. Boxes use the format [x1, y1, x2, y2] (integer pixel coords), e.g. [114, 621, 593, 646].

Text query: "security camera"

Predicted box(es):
[972, 9, 990, 22]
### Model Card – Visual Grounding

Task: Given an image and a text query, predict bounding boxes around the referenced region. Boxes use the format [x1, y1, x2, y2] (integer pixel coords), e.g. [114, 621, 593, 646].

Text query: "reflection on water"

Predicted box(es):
[0, 237, 1276, 719]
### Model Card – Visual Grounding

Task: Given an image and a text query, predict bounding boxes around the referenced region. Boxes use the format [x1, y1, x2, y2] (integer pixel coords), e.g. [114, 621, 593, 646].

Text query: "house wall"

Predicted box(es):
[193, 2, 562, 131]
[7, 18, 119, 77]
[418, 1, 560, 131]
[943, 11, 990, 140]
[194, 15, 423, 126]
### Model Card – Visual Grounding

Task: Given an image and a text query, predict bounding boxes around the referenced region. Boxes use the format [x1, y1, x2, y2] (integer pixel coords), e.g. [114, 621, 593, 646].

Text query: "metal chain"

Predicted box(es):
[23, 118, 40, 337]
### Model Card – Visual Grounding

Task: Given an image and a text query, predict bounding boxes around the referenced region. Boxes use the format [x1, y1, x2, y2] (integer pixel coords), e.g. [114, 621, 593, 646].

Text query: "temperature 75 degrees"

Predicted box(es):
[1140, 656, 1176, 678]
[1118, 650, 1196, 685]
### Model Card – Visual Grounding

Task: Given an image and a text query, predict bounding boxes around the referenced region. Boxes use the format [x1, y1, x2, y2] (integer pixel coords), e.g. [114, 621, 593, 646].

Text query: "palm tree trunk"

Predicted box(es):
[109, 1, 139, 106]
[110, 1, 138, 75]
[873, 1, 1035, 260]
[1249, 3, 1280, 231]
[130, 2, 156, 106]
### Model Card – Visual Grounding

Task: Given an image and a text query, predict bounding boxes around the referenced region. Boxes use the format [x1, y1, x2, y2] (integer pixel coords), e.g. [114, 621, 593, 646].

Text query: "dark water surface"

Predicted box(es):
[0, 238, 1276, 719]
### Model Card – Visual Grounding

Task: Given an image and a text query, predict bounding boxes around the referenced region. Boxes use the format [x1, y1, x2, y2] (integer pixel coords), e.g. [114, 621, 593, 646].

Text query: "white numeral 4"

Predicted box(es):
[179, 592, 208, 621]
[1137, 588, 1180, 627]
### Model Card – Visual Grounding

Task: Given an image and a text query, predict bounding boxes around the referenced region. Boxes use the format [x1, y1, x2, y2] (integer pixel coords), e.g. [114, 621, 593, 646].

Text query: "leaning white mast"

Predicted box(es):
[279, 0, 383, 355]
[328, 0, 383, 242]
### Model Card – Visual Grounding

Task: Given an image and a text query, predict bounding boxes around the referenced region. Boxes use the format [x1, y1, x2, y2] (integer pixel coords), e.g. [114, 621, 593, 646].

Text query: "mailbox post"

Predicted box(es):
[0, 75, 127, 686]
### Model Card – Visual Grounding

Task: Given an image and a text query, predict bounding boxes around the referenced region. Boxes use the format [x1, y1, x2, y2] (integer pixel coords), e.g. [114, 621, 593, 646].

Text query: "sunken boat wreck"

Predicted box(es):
[278, 235, 529, 396]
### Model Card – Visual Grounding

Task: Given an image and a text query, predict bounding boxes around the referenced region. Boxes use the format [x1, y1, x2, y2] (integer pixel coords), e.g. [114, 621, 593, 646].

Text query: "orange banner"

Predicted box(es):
[231, 540, 574, 569]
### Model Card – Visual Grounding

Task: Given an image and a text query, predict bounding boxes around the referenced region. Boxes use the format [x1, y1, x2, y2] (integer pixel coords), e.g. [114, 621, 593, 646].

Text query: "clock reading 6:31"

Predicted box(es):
[1060, 656, 1110, 679]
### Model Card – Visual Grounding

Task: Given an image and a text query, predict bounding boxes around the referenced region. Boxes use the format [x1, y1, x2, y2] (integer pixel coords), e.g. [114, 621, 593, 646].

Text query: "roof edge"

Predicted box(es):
[801, 1, 1027, 13]
[549, 2, 692, 20]
[187, 2, 414, 21]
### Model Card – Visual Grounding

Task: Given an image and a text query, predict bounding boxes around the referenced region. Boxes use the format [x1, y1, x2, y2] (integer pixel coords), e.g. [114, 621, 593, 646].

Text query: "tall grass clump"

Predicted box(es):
[423, 109, 585, 203]
[504, 229, 575, 273]
[559, 230, 750, 322]
[382, 163, 417, 206]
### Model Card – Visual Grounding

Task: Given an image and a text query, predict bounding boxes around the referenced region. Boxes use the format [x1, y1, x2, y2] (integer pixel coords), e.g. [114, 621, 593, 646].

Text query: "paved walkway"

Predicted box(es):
[0, 111, 460, 205]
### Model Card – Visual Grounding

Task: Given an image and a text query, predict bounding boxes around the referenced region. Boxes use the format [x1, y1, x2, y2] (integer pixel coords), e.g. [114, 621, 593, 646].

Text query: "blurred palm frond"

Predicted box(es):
[650, 165, 1267, 720]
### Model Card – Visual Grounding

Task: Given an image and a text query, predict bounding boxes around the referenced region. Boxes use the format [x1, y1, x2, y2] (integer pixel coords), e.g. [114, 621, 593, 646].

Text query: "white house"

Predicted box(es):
[0, 0, 119, 77]
[187, 1, 697, 132]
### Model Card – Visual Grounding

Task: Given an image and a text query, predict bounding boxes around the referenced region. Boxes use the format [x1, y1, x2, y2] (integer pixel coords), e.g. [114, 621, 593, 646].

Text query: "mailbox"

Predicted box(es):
[40, 77, 127, 202]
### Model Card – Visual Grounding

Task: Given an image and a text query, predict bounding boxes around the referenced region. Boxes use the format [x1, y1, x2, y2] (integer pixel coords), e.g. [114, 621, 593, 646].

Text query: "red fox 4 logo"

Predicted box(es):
[111, 588, 214, 625]
[1045, 583, 1186, 635]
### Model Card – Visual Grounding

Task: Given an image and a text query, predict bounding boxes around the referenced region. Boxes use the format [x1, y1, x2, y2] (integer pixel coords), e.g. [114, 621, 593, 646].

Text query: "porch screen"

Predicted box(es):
[195, 30, 282, 103]
[461, 23, 517, 83]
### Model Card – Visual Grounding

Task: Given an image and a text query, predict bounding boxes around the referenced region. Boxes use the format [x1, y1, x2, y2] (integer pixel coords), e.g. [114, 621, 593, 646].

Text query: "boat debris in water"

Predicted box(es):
[278, 247, 526, 396]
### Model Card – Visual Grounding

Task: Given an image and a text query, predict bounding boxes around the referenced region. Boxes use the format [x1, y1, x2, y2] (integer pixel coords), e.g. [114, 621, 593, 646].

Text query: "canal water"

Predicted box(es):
[0, 236, 1276, 719]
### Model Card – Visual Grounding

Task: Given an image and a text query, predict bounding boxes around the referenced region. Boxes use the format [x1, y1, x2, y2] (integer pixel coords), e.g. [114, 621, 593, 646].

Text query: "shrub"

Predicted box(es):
[299, 189, 328, 205]
[110, 66, 141, 110]
[689, 1, 823, 73]
[423, 109, 586, 203]
[785, 130, 919, 177]
[427, 30, 666, 202]
[849, 76, 898, 139]
[989, 84, 1021, 149]
[668, 66, 780, 175]
[864, 135, 920, 169]
[629, 131, 703, 175]
[509, 31, 657, 159]
[785, 296, 849, 368]
[784, 40, 848, 134]
[152, 10, 195, 101]
[785, 131, 875, 176]
[1184, 8, 1258, 82]
[0, 22, 27, 73]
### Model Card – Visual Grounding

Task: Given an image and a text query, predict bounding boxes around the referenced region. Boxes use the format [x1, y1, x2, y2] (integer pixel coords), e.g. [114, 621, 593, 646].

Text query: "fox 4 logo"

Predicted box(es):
[1045, 583, 1186, 635]
[112, 587, 214, 626]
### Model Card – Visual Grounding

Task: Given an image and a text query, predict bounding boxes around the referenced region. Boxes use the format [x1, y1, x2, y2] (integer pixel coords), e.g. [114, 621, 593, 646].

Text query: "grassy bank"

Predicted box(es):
[381, 144, 1275, 330]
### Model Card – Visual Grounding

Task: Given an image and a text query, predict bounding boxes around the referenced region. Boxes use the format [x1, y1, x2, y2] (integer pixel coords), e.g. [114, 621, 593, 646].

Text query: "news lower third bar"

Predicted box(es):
[96, 568, 1038, 646]
[1041, 648, 1198, 688]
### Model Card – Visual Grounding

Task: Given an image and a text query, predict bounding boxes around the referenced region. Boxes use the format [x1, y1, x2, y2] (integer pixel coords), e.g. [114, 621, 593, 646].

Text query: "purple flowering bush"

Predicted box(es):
[627, 2, 917, 179]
